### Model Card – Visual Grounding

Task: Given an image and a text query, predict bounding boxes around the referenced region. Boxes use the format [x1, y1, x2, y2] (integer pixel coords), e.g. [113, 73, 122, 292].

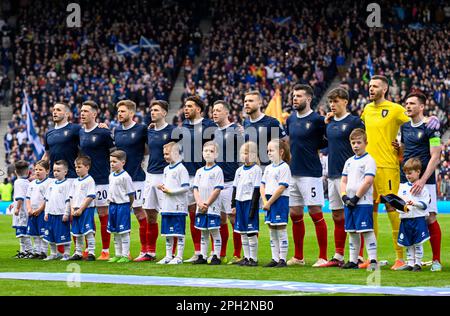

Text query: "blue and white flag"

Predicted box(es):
[21, 92, 45, 158]
[115, 43, 140, 56]
[367, 53, 375, 78]
[139, 36, 160, 51]
[271, 16, 292, 25]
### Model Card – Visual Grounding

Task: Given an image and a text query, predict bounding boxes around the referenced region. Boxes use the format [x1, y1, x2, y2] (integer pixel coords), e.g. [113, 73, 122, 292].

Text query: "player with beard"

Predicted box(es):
[393, 93, 442, 272]
[361, 75, 440, 270]
[113, 100, 149, 260]
[285, 84, 329, 267]
[43, 103, 81, 180]
[212, 100, 244, 263]
[178, 96, 217, 263]
[242, 90, 287, 169]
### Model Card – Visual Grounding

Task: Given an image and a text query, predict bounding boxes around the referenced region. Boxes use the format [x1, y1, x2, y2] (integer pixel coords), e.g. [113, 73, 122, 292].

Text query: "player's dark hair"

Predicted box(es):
[213, 100, 231, 112]
[327, 88, 349, 101]
[54, 160, 69, 170]
[82, 100, 99, 112]
[116, 100, 136, 112]
[35, 160, 50, 171]
[110, 150, 127, 162]
[406, 92, 426, 105]
[150, 100, 169, 113]
[14, 160, 29, 176]
[349, 128, 367, 142]
[55, 102, 71, 112]
[371, 75, 390, 98]
[403, 157, 422, 172]
[75, 155, 91, 168]
[185, 95, 205, 112]
[371, 75, 389, 86]
[292, 84, 314, 98]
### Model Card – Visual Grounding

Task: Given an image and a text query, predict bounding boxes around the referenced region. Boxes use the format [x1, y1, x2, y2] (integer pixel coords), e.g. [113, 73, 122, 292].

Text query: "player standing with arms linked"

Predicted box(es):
[243, 90, 287, 169]
[178, 96, 216, 263]
[320, 88, 365, 267]
[212, 100, 244, 263]
[361, 75, 440, 270]
[393, 93, 442, 271]
[142, 100, 176, 261]
[285, 84, 329, 267]
[79, 101, 115, 260]
[113, 100, 149, 260]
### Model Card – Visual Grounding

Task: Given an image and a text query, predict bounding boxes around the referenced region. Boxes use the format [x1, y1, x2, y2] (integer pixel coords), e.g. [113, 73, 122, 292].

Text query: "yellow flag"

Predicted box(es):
[265, 89, 285, 124]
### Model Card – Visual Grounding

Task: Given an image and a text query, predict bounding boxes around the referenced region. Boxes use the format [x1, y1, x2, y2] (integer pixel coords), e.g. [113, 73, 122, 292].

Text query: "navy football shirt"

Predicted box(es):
[178, 118, 217, 176]
[286, 111, 327, 177]
[114, 122, 148, 182]
[326, 114, 365, 179]
[79, 125, 115, 185]
[147, 123, 175, 174]
[45, 123, 81, 178]
[243, 114, 286, 165]
[400, 121, 441, 184]
[215, 123, 243, 182]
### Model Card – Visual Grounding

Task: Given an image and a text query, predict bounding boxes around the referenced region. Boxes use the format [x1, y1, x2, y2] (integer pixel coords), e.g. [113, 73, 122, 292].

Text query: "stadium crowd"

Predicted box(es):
[4, 0, 202, 168]
[2, 0, 449, 200]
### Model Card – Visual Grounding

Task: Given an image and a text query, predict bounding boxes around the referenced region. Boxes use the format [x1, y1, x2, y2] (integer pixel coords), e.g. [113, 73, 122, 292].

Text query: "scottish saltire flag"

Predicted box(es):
[115, 43, 140, 56]
[139, 36, 160, 51]
[367, 53, 375, 78]
[288, 35, 306, 50]
[271, 16, 291, 25]
[21, 92, 45, 158]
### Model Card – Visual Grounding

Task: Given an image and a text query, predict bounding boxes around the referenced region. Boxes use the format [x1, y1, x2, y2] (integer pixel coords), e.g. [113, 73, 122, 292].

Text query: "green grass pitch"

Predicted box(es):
[0, 213, 449, 296]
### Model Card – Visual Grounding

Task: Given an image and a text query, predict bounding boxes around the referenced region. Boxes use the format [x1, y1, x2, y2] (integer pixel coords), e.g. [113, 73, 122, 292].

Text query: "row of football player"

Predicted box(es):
[12, 129, 430, 270]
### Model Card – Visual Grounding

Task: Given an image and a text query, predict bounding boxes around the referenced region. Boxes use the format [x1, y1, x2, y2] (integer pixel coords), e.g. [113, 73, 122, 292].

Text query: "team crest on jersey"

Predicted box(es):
[92, 136, 97, 142]
[417, 131, 423, 139]
[131, 132, 136, 139]
[163, 134, 168, 140]
[341, 124, 348, 131]
[305, 122, 311, 129]
[381, 109, 389, 117]
[64, 130, 69, 136]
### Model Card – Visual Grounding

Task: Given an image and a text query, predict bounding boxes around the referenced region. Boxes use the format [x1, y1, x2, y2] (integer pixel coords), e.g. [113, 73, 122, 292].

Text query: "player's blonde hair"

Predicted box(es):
[403, 157, 422, 173]
[268, 139, 291, 163]
[349, 128, 367, 142]
[116, 99, 136, 112]
[239, 141, 260, 165]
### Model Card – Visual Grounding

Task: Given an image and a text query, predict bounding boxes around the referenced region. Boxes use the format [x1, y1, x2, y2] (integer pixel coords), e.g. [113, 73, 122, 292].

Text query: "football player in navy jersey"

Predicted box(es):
[212, 100, 245, 263]
[141, 100, 176, 261]
[43, 103, 81, 180]
[113, 100, 149, 260]
[393, 92, 442, 272]
[178, 95, 216, 263]
[285, 84, 329, 267]
[79, 101, 115, 260]
[320, 88, 365, 267]
[243, 90, 287, 168]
